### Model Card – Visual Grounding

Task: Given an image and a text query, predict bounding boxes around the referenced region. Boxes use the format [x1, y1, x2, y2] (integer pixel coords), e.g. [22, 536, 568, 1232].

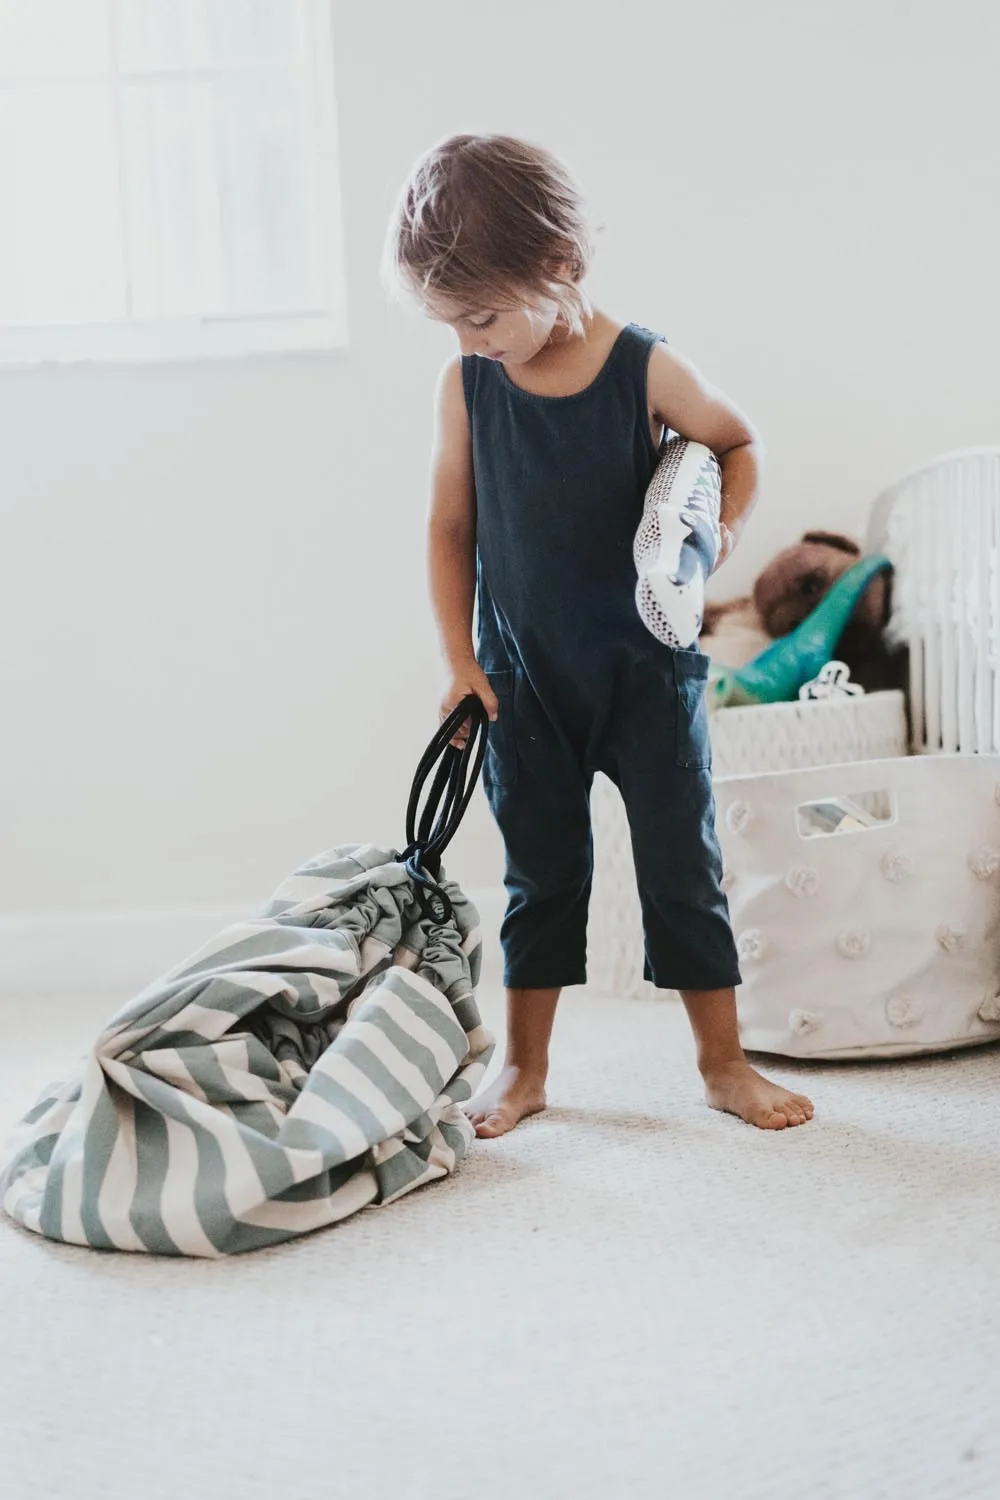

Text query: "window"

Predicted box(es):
[0, 0, 347, 363]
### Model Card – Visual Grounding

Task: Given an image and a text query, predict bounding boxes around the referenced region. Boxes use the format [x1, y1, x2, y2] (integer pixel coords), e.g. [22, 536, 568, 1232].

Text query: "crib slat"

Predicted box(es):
[921, 477, 942, 753]
[898, 493, 924, 754]
[908, 632, 924, 754]
[939, 467, 959, 753]
[974, 457, 992, 752]
[956, 461, 975, 752]
[989, 457, 1000, 753]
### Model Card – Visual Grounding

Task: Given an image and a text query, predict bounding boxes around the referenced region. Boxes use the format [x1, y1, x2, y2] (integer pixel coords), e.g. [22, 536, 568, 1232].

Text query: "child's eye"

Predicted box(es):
[471, 315, 497, 330]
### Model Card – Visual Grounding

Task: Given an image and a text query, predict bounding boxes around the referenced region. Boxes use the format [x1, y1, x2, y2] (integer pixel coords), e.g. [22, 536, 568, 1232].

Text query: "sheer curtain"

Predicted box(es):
[0, 0, 346, 358]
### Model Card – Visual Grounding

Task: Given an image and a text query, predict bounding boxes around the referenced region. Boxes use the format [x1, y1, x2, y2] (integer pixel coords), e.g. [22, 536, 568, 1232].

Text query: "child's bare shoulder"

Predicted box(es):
[431, 354, 472, 486]
[434, 354, 468, 431]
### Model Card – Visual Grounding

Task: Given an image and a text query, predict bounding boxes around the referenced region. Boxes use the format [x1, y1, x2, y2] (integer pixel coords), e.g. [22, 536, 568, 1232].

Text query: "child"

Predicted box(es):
[383, 134, 814, 1137]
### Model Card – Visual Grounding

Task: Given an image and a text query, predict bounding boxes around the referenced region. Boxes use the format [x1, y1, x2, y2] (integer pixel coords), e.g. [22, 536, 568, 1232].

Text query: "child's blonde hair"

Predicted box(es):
[382, 134, 595, 336]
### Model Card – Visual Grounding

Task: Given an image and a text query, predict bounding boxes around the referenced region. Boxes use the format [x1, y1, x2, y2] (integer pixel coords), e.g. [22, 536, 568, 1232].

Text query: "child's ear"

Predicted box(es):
[801, 531, 861, 557]
[548, 249, 581, 282]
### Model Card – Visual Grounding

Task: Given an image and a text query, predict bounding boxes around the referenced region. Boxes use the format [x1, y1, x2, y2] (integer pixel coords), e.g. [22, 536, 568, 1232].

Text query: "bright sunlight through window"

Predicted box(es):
[0, 0, 347, 362]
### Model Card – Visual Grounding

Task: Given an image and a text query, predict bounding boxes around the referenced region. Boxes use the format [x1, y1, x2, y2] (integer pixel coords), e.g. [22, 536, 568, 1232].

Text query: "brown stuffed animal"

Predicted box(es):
[703, 530, 904, 694]
[753, 531, 889, 639]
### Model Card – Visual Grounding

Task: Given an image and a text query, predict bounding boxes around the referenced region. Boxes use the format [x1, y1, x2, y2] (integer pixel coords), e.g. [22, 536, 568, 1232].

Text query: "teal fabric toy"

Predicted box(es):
[708, 555, 893, 709]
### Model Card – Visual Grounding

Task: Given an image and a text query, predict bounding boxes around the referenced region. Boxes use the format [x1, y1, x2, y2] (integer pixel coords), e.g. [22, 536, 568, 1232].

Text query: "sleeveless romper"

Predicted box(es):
[462, 323, 740, 992]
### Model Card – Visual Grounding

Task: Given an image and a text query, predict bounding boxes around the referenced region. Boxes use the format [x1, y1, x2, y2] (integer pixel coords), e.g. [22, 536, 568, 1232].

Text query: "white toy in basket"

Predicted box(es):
[716, 754, 1000, 1059]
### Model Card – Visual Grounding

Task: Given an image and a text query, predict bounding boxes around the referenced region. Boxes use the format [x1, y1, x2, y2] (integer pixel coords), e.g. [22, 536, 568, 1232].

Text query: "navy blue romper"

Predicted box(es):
[462, 322, 741, 994]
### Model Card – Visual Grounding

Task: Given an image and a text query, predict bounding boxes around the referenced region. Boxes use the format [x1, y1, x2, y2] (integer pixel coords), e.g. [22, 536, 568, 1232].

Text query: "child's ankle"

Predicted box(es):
[698, 1051, 748, 1079]
[501, 1057, 549, 1082]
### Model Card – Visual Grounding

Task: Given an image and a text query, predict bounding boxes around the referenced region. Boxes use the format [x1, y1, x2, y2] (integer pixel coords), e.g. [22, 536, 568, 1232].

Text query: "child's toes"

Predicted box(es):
[704, 1063, 815, 1132]
[759, 1097, 806, 1127]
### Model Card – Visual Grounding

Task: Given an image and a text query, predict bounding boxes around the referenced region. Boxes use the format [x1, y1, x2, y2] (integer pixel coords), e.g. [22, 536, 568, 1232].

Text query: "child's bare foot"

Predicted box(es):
[702, 1059, 814, 1130]
[464, 1065, 547, 1138]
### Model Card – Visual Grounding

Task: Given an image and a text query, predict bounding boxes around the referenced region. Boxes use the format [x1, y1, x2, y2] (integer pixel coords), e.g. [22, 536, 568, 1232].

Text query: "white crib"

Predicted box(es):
[866, 447, 1000, 755]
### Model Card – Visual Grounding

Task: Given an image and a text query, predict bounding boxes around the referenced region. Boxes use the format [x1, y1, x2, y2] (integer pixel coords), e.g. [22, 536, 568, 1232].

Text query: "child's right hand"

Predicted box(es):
[440, 661, 500, 748]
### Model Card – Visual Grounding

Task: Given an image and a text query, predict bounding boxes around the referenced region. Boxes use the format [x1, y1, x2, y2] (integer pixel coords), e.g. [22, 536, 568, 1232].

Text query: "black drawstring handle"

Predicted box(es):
[400, 694, 489, 924]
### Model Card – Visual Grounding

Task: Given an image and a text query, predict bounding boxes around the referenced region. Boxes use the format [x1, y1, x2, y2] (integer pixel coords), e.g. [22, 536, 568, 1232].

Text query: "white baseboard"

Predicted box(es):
[0, 887, 506, 1002]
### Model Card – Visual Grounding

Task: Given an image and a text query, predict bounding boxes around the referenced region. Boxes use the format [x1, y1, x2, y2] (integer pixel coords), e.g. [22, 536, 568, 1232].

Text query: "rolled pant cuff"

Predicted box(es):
[645, 965, 743, 992]
[503, 970, 587, 991]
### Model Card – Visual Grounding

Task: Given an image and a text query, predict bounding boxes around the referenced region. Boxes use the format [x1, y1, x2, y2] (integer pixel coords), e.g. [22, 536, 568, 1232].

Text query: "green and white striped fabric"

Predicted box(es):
[0, 845, 494, 1257]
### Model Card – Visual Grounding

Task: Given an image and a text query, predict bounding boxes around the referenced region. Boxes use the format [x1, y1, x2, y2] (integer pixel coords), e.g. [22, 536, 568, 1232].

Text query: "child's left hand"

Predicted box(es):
[712, 520, 736, 574]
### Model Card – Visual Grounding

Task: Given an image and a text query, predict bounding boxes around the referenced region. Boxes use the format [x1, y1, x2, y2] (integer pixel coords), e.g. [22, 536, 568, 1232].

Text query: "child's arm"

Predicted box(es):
[428, 356, 499, 742]
[646, 344, 764, 571]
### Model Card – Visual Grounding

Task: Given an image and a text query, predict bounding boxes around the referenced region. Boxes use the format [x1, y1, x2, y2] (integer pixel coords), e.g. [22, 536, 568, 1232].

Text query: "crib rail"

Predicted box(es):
[867, 448, 1000, 754]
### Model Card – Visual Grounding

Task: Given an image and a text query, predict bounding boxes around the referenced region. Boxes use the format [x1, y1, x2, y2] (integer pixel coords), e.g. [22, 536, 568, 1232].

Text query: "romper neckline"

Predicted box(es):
[492, 322, 635, 404]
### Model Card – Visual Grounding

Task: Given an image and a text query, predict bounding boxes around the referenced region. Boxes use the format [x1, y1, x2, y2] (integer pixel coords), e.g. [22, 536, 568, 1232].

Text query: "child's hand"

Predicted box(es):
[440, 661, 499, 748]
[711, 521, 737, 575]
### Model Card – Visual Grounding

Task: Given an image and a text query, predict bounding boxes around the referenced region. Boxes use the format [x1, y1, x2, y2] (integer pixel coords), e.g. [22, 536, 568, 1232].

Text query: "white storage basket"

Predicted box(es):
[588, 691, 908, 1000]
[716, 754, 1000, 1059]
[590, 752, 1000, 1059]
[710, 690, 907, 776]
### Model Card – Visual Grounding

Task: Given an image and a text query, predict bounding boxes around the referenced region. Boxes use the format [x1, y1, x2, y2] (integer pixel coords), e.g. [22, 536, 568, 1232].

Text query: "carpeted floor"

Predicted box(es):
[1, 986, 998, 1500]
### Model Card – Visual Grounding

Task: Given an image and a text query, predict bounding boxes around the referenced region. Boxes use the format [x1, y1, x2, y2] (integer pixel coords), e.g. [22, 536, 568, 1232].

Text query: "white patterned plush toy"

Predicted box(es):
[634, 436, 723, 650]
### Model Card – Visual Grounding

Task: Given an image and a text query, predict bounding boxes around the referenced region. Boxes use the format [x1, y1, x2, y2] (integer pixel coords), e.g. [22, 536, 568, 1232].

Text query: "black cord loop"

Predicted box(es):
[400, 695, 489, 924]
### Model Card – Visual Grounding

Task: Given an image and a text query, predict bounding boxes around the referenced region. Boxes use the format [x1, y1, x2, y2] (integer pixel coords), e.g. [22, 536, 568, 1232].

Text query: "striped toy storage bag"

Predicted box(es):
[716, 753, 1000, 1059]
[0, 700, 495, 1257]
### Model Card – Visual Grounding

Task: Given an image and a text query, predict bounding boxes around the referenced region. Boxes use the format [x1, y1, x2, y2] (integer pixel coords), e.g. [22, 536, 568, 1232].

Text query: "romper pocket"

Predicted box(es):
[673, 649, 712, 770]
[484, 669, 518, 787]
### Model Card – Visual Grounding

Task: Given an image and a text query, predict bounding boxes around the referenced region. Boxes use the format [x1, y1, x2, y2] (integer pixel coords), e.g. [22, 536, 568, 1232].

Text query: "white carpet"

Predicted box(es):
[1, 986, 998, 1500]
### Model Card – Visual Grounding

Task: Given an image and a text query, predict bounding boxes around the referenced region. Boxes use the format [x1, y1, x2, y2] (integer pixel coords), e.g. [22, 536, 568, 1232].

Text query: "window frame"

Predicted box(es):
[0, 0, 349, 367]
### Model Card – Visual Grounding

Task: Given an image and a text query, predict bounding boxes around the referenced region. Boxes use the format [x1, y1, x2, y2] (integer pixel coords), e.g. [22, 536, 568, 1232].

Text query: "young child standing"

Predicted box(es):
[383, 134, 814, 1137]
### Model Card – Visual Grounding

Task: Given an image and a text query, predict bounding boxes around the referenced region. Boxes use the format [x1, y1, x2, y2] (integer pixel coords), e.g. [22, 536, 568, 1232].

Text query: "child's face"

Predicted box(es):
[425, 291, 560, 366]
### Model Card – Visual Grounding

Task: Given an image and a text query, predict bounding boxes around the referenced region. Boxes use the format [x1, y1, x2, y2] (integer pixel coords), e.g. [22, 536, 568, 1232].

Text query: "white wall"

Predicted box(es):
[2, 0, 998, 948]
